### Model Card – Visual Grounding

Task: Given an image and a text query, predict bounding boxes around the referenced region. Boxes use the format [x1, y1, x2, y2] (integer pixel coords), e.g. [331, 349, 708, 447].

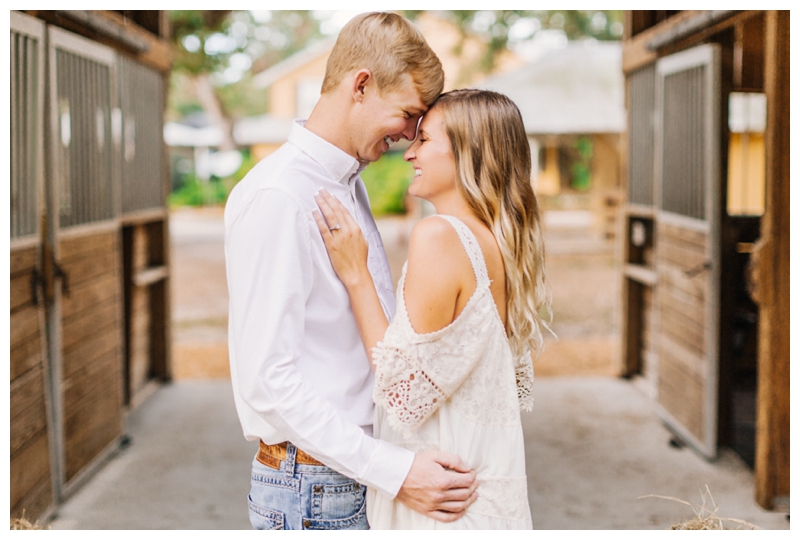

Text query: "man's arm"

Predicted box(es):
[226, 188, 411, 498]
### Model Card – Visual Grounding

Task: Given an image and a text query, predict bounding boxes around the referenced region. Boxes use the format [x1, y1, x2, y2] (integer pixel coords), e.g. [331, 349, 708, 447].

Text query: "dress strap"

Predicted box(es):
[433, 215, 491, 288]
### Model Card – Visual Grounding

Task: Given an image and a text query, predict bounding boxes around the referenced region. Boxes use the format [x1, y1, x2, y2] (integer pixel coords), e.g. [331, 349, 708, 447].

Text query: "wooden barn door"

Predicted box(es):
[653, 45, 722, 458]
[46, 26, 126, 494]
[10, 11, 57, 520]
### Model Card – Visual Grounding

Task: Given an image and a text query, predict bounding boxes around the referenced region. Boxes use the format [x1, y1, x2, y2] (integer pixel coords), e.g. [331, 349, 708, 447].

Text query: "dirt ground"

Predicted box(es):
[169, 208, 621, 380]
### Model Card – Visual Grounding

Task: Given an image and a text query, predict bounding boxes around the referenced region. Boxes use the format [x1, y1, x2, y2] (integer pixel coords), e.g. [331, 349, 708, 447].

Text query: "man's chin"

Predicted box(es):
[357, 150, 385, 164]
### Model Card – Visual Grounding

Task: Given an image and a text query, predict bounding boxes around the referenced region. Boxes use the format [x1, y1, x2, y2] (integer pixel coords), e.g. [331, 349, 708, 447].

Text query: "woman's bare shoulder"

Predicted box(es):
[404, 217, 468, 332]
[407, 216, 462, 264]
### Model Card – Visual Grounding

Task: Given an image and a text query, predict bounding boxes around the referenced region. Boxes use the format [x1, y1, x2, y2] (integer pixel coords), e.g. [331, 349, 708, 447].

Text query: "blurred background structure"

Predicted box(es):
[8, 10, 789, 528]
[618, 10, 789, 511]
[10, 10, 174, 522]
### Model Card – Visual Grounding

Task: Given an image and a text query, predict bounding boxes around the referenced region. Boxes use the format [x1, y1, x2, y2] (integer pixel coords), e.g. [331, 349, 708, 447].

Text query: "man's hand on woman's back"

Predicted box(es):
[395, 450, 479, 522]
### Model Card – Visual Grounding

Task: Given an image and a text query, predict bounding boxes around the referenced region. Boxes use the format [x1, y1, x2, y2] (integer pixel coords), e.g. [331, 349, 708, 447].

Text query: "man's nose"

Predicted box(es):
[401, 118, 420, 141]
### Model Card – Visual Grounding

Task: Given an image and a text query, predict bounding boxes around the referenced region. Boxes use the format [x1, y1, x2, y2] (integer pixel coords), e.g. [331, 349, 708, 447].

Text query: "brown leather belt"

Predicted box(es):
[257, 441, 324, 470]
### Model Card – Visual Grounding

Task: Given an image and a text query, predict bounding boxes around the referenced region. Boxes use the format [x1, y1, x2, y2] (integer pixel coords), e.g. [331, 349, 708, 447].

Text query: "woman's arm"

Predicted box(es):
[313, 191, 467, 364]
[313, 189, 389, 368]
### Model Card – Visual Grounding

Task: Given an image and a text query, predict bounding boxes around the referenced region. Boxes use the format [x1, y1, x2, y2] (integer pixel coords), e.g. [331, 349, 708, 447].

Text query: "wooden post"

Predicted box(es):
[754, 9, 789, 510]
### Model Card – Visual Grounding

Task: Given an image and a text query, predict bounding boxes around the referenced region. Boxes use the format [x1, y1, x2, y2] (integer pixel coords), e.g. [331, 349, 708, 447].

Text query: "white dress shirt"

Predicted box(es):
[224, 120, 414, 499]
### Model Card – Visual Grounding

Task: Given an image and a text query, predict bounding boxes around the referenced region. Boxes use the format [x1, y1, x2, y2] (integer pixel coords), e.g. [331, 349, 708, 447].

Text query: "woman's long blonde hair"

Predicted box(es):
[435, 89, 551, 358]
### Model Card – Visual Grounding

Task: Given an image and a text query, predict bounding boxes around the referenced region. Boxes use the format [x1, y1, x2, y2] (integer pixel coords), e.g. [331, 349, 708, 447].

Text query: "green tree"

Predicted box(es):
[168, 11, 325, 148]
[403, 10, 623, 74]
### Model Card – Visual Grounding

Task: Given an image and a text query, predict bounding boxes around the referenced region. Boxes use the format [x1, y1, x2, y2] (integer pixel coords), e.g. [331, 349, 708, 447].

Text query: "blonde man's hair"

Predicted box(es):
[434, 89, 552, 359]
[322, 12, 444, 106]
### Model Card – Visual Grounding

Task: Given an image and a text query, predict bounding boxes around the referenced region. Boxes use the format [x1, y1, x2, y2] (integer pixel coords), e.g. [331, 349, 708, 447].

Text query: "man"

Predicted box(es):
[224, 12, 478, 530]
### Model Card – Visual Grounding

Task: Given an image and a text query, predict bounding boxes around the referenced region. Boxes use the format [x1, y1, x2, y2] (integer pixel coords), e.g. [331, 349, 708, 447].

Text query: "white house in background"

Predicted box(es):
[480, 41, 625, 239]
[232, 38, 334, 162]
[164, 113, 241, 181]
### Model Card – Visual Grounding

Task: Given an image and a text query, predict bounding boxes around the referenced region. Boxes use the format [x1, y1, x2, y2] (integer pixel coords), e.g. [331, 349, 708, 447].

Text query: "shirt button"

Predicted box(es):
[303, 519, 311, 528]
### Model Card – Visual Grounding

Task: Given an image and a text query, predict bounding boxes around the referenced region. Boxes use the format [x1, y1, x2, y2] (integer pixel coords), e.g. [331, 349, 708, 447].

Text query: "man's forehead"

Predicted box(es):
[392, 72, 427, 113]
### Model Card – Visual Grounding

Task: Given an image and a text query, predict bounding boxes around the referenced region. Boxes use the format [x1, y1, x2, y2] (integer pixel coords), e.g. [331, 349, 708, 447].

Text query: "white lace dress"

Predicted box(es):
[366, 215, 533, 530]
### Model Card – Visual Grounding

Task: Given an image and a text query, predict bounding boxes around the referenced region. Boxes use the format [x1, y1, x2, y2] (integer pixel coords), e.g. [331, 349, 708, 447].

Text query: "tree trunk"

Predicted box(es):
[191, 72, 236, 152]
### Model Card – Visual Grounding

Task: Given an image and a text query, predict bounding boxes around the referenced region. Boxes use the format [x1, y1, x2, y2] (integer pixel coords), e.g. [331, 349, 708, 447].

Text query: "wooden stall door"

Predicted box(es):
[47, 26, 125, 491]
[653, 44, 722, 458]
[10, 12, 56, 521]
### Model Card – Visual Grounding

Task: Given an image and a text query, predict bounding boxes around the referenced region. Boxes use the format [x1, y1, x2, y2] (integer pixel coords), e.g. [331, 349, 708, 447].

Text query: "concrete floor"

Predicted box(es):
[47, 377, 789, 530]
[46, 208, 789, 530]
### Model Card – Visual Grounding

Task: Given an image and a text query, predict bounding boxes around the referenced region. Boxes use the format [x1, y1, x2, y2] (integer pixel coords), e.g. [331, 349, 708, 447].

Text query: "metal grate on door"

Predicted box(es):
[627, 65, 656, 207]
[119, 55, 165, 214]
[55, 49, 116, 228]
[10, 29, 41, 238]
[660, 65, 707, 220]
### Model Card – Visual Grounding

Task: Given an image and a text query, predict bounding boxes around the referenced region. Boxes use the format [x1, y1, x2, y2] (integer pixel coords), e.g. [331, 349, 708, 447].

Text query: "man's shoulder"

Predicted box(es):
[226, 144, 324, 217]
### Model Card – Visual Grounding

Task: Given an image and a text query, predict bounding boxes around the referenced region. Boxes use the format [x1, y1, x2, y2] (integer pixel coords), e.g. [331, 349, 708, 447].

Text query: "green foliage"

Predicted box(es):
[213, 71, 270, 120]
[168, 174, 229, 207]
[361, 152, 414, 216]
[167, 10, 326, 144]
[231, 149, 258, 184]
[169, 150, 258, 208]
[571, 137, 593, 191]
[169, 10, 325, 80]
[170, 10, 232, 75]
[403, 10, 623, 75]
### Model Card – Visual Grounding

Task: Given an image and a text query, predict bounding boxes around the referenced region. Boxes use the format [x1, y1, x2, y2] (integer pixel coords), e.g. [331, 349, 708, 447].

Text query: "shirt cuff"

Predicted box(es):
[361, 440, 415, 500]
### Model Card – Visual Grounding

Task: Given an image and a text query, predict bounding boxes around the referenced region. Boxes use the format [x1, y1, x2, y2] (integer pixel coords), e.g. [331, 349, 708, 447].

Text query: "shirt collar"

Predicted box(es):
[288, 120, 364, 185]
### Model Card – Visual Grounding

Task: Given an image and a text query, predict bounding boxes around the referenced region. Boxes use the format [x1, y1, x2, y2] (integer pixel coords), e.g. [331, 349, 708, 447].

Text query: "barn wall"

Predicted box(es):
[10, 244, 54, 519]
[59, 228, 124, 481]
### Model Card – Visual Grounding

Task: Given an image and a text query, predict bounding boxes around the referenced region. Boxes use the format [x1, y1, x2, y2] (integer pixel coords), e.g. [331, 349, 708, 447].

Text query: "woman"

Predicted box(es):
[312, 89, 550, 529]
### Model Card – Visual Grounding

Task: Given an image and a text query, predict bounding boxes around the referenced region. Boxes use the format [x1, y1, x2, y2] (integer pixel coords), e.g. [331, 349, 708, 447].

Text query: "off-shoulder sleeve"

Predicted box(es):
[515, 354, 535, 412]
[371, 319, 482, 438]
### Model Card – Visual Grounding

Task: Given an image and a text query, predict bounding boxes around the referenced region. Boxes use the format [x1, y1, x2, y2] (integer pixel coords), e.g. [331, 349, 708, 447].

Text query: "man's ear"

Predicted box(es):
[352, 69, 372, 103]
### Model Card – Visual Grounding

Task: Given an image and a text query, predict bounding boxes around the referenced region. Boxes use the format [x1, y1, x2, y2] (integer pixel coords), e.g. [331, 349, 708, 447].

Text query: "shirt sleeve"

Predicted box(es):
[225, 188, 413, 499]
[371, 318, 484, 439]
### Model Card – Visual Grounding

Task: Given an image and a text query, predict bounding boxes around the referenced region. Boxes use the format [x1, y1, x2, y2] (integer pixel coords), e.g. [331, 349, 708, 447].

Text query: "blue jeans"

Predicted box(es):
[247, 442, 369, 530]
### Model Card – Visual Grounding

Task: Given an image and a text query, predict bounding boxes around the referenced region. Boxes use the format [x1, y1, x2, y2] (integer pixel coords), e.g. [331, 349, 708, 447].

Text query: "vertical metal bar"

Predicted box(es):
[62, 51, 73, 226]
[46, 27, 66, 505]
[121, 57, 129, 213]
[17, 32, 24, 237]
[79, 55, 88, 225]
[80, 55, 90, 225]
[26, 36, 39, 236]
[83, 56, 93, 225]
[88, 58, 97, 224]
[690, 68, 696, 218]
[68, 51, 78, 227]
[101, 61, 111, 220]
[11, 32, 19, 237]
[104, 62, 113, 220]
[22, 35, 30, 236]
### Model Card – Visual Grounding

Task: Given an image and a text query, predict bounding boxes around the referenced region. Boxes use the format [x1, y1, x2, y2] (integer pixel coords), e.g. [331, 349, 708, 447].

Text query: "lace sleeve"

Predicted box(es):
[371, 322, 481, 438]
[515, 356, 534, 412]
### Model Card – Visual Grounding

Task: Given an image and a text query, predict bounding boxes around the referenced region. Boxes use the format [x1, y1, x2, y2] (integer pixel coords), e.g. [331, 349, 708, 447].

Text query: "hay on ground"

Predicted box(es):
[10, 510, 48, 530]
[640, 485, 761, 530]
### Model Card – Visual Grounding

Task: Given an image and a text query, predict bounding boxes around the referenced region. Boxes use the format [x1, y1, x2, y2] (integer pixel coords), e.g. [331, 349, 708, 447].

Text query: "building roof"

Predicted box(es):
[479, 41, 625, 135]
[232, 114, 293, 146]
[163, 113, 224, 147]
[252, 37, 336, 90]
